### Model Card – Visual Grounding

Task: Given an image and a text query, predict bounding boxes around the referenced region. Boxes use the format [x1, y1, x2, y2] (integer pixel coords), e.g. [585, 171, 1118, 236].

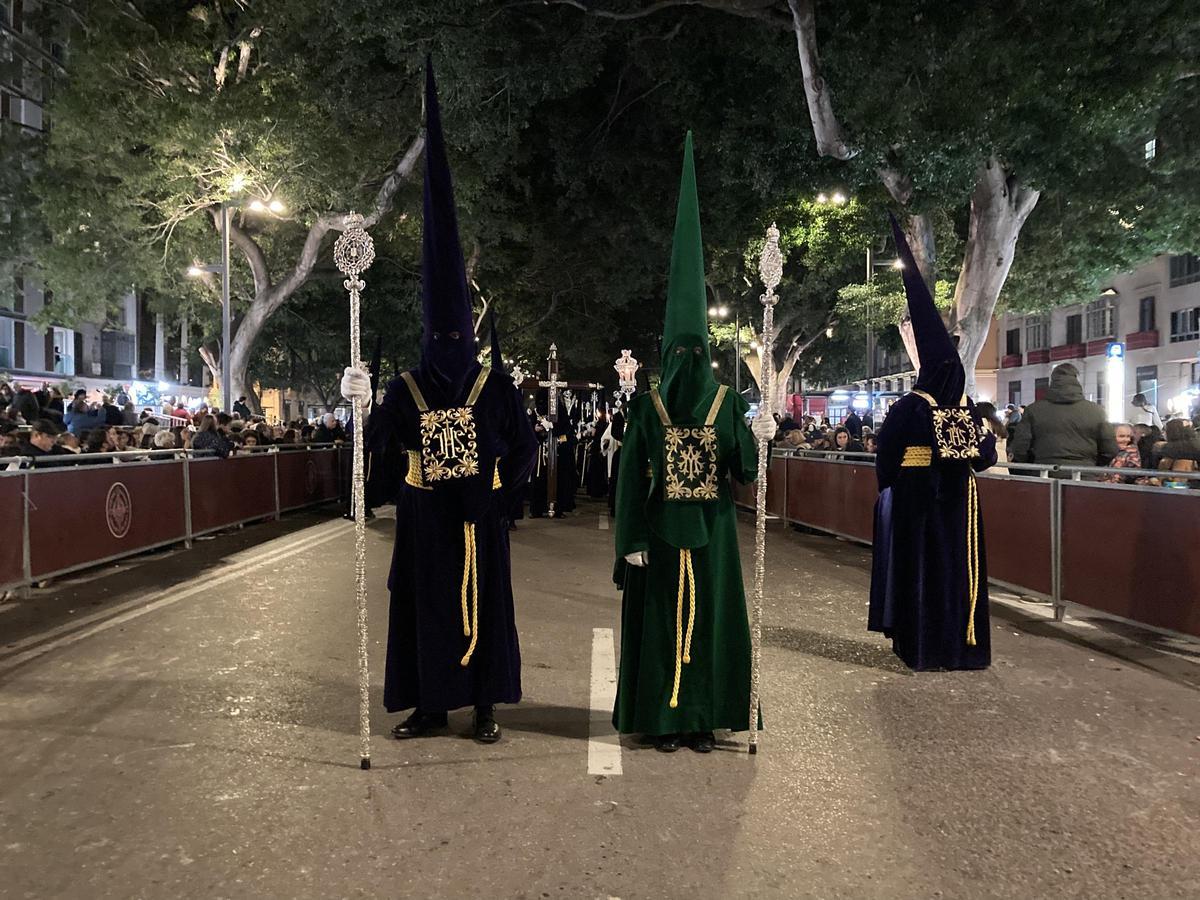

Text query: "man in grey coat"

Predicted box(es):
[1008, 363, 1117, 473]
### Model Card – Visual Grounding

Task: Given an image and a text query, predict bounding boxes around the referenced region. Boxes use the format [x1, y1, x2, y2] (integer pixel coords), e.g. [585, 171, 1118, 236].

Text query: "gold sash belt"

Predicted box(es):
[460, 523, 480, 666]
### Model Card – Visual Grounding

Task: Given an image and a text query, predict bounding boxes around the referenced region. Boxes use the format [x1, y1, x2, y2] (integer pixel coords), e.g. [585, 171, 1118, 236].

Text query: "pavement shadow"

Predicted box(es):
[765, 623, 912, 675]
[488, 702, 591, 742]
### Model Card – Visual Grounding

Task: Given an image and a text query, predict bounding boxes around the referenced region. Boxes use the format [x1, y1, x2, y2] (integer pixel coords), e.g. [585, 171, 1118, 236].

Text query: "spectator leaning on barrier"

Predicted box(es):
[21, 419, 71, 461]
[0, 423, 20, 456]
[192, 414, 231, 458]
[1007, 363, 1117, 474]
[1103, 423, 1142, 484]
[1130, 393, 1163, 430]
[1155, 419, 1200, 488]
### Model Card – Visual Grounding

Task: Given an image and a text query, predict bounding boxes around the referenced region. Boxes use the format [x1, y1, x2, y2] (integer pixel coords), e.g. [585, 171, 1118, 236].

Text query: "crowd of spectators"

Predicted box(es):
[0, 382, 348, 469]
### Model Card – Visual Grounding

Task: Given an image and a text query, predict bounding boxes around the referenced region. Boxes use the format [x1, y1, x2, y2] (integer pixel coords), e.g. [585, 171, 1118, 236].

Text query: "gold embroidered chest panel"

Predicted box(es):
[912, 389, 984, 461]
[651, 386, 727, 502]
[401, 369, 488, 484]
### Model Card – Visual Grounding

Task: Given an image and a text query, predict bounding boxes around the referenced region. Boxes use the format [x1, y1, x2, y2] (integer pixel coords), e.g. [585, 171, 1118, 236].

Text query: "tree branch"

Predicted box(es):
[786, 0, 857, 160]
[264, 131, 425, 314]
[525, 0, 791, 29]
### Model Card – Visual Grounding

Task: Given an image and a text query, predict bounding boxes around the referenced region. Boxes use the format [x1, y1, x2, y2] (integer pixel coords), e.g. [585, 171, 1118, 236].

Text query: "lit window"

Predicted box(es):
[1144, 138, 1157, 161]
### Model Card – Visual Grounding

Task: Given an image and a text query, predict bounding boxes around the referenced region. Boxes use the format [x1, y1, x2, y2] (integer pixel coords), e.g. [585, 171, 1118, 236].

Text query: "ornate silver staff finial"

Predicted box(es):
[335, 212, 376, 286]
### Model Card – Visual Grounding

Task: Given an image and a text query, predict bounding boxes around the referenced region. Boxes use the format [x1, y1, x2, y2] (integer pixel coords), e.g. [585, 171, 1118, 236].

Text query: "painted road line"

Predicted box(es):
[598, 513, 609, 531]
[588, 626, 622, 776]
[0, 519, 349, 657]
[0, 523, 352, 674]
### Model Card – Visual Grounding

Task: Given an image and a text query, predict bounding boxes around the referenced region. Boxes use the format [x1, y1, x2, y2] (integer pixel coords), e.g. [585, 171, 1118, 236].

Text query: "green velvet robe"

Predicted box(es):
[612, 385, 758, 736]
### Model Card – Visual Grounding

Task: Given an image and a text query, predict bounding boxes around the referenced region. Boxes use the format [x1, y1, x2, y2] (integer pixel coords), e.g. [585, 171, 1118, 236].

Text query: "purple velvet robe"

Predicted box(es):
[367, 364, 536, 712]
[868, 394, 998, 670]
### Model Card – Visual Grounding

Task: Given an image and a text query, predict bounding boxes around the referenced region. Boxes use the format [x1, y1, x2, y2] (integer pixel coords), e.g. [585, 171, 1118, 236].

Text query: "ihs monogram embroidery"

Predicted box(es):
[664, 426, 720, 500]
[419, 407, 480, 481]
[400, 367, 490, 485]
[931, 408, 983, 460]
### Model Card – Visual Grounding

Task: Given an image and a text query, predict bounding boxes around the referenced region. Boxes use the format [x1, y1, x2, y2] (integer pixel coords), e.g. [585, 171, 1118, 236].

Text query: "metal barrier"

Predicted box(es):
[0, 444, 346, 593]
[733, 450, 1200, 639]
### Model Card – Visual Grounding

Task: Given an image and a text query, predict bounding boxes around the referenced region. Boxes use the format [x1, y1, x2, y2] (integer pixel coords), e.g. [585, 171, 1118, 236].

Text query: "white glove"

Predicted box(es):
[340, 366, 372, 407]
[624, 551, 648, 567]
[751, 415, 776, 442]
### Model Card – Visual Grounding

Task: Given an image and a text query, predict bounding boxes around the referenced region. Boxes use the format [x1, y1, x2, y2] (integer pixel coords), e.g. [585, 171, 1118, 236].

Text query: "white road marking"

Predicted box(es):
[598, 513, 609, 531]
[0, 523, 351, 674]
[588, 626, 622, 776]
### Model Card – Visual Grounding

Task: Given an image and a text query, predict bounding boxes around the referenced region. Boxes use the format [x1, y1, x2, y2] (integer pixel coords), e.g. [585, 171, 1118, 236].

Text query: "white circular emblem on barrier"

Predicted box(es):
[305, 460, 318, 496]
[106, 482, 132, 539]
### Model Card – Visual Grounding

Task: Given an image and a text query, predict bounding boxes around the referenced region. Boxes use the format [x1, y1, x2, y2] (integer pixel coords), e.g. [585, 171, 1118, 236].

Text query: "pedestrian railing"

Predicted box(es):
[0, 444, 346, 594]
[731, 450, 1200, 640]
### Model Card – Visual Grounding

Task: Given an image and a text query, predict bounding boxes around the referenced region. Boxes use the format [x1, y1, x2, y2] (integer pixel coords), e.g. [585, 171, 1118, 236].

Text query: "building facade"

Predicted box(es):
[998, 254, 1200, 418]
[1, 2, 208, 402]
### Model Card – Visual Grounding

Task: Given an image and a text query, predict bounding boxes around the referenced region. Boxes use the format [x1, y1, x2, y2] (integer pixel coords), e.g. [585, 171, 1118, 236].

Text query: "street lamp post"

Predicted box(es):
[188, 194, 285, 412]
[220, 203, 232, 413]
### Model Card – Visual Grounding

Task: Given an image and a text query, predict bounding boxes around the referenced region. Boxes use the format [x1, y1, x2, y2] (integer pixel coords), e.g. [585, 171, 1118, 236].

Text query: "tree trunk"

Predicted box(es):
[953, 159, 1039, 397]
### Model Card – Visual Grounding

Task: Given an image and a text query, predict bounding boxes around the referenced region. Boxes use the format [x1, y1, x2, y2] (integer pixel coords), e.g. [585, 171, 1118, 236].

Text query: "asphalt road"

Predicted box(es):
[1, 499, 1197, 899]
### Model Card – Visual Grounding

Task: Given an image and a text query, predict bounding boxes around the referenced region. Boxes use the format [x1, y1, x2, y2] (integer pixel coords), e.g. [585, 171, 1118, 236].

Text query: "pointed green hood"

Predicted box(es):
[658, 132, 717, 420]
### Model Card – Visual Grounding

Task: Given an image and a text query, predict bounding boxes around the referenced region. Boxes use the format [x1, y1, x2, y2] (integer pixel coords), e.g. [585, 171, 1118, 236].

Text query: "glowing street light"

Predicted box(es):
[831, 192, 847, 205]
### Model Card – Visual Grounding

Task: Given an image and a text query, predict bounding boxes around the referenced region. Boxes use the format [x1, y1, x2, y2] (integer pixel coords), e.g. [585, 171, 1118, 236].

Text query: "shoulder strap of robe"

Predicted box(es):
[649, 388, 672, 427]
[399, 372, 429, 412]
[465, 367, 490, 407]
[704, 385, 728, 426]
[910, 389, 938, 408]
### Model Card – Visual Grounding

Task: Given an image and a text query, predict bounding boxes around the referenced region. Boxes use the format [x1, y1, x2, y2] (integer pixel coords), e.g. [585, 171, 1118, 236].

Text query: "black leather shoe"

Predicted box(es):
[687, 731, 716, 754]
[654, 733, 682, 753]
[391, 709, 448, 739]
[473, 705, 502, 744]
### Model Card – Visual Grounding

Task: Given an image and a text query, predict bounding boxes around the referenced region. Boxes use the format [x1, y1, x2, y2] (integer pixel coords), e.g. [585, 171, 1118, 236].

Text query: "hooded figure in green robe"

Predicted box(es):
[612, 132, 760, 753]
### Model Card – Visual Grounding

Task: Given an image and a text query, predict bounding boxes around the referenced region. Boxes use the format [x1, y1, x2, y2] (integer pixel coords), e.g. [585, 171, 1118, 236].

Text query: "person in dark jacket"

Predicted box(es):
[843, 409, 863, 440]
[233, 396, 253, 420]
[1007, 363, 1116, 473]
[10, 388, 40, 424]
[191, 414, 231, 458]
[20, 419, 73, 463]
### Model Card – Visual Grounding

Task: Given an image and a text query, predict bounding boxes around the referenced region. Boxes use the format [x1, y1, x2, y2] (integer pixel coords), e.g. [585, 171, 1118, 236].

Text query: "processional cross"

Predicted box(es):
[538, 343, 568, 517]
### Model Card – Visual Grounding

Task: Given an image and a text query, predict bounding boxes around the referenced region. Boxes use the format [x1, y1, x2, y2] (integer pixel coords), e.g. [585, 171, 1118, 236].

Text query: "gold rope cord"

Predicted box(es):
[966, 472, 980, 646]
[668, 548, 697, 709]
[459, 523, 480, 666]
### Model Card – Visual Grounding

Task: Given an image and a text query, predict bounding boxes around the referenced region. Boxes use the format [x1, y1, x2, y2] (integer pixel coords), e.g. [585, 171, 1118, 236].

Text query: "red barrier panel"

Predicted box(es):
[26, 462, 188, 579]
[728, 458, 787, 514]
[784, 458, 876, 542]
[188, 454, 277, 534]
[276, 449, 341, 512]
[0, 474, 26, 587]
[977, 475, 1053, 596]
[1060, 484, 1200, 637]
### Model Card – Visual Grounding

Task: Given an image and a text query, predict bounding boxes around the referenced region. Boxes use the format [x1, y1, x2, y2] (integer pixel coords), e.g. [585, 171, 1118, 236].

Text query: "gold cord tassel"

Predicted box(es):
[668, 548, 697, 709]
[460, 523, 480, 666]
[965, 473, 979, 646]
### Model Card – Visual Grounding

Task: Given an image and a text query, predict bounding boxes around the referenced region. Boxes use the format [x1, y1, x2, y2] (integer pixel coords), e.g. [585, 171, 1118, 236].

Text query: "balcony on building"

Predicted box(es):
[1085, 338, 1113, 356]
[1001, 353, 1023, 369]
[1125, 330, 1160, 351]
[1025, 348, 1050, 365]
[1049, 343, 1086, 362]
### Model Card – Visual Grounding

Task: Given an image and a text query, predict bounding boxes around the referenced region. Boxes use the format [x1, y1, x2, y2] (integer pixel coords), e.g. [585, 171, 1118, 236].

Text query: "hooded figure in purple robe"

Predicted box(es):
[361, 60, 537, 742]
[868, 214, 997, 670]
